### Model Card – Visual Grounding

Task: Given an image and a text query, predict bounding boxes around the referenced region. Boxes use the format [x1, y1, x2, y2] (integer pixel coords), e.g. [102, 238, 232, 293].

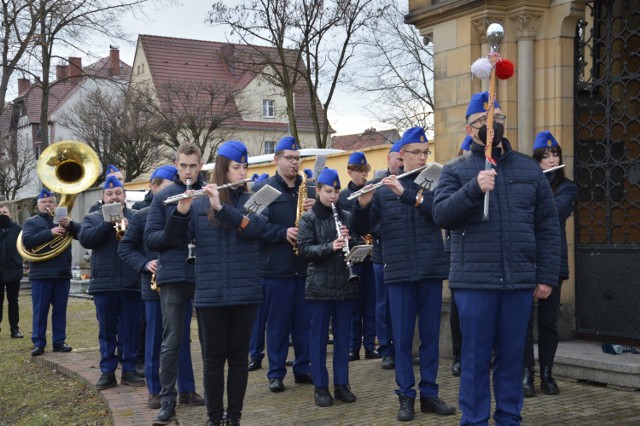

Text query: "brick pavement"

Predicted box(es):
[37, 342, 640, 426]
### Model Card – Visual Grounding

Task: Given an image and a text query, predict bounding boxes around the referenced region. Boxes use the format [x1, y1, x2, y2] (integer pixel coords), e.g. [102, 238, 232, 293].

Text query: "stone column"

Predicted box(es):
[512, 14, 540, 154]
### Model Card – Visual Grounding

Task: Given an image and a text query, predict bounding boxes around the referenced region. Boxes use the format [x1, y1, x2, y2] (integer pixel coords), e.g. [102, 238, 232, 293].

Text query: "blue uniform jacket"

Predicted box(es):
[353, 171, 449, 284]
[550, 177, 577, 280]
[118, 207, 158, 301]
[165, 188, 266, 308]
[339, 181, 369, 247]
[143, 176, 204, 287]
[432, 139, 561, 290]
[22, 212, 80, 280]
[79, 208, 139, 294]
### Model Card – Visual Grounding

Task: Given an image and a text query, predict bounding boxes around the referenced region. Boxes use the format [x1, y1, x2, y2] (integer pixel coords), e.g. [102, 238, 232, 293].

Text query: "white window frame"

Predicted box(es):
[262, 99, 275, 118]
[263, 140, 275, 154]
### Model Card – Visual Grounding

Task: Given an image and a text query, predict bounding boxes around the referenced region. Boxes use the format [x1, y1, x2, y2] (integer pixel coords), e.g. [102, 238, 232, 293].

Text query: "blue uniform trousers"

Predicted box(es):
[309, 299, 354, 387]
[262, 276, 310, 379]
[373, 262, 393, 357]
[93, 291, 141, 374]
[388, 279, 443, 399]
[350, 261, 376, 352]
[248, 295, 266, 362]
[145, 300, 196, 395]
[30, 278, 70, 348]
[455, 289, 533, 426]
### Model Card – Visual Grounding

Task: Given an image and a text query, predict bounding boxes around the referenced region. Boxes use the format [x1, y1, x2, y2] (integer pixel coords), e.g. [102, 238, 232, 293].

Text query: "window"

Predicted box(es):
[264, 141, 275, 154]
[263, 99, 275, 118]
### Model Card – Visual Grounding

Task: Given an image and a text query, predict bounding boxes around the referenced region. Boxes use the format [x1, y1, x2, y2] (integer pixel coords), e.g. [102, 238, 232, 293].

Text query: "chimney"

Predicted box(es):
[68, 57, 82, 82]
[109, 45, 120, 76]
[18, 78, 31, 95]
[221, 44, 237, 77]
[56, 65, 69, 81]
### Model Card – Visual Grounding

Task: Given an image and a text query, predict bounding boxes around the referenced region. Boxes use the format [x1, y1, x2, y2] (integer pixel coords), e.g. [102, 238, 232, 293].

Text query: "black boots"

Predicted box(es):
[540, 365, 560, 395]
[248, 358, 262, 371]
[96, 372, 117, 390]
[152, 400, 177, 425]
[314, 386, 334, 407]
[397, 395, 415, 421]
[420, 396, 456, 415]
[522, 367, 536, 397]
[334, 384, 356, 403]
[451, 357, 461, 377]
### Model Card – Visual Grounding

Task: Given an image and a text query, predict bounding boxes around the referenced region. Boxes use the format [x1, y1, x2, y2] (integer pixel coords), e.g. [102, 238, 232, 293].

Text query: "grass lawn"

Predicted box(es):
[0, 293, 111, 426]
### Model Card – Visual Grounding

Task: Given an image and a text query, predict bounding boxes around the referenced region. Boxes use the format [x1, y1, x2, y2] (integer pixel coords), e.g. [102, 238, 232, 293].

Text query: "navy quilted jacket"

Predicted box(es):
[165, 188, 265, 308]
[143, 176, 204, 287]
[118, 207, 158, 301]
[432, 140, 560, 290]
[79, 208, 139, 294]
[549, 177, 577, 280]
[353, 172, 449, 284]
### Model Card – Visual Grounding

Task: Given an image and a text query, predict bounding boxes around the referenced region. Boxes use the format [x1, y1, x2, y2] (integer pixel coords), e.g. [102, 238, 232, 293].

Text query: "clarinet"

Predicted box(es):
[331, 203, 359, 283]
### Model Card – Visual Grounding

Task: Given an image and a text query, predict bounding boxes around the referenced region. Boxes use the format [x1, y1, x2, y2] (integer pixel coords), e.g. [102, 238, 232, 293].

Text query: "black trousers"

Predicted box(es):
[449, 289, 462, 358]
[0, 280, 20, 331]
[197, 304, 257, 422]
[524, 280, 562, 368]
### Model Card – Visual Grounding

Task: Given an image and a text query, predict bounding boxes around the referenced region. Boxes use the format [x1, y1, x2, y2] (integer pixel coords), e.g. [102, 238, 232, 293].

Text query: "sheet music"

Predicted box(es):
[414, 163, 443, 191]
[101, 202, 124, 223]
[244, 185, 282, 215]
[312, 155, 327, 180]
[345, 245, 372, 264]
[53, 207, 68, 225]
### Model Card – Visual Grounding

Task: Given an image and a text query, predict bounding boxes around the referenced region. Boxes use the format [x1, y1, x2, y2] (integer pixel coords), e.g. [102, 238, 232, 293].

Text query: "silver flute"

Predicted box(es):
[346, 164, 429, 200]
[163, 178, 253, 205]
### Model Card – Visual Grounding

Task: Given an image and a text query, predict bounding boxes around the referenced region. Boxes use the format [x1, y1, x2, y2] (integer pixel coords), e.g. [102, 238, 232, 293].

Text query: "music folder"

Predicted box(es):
[243, 185, 282, 215]
[414, 162, 443, 191]
[345, 244, 373, 265]
[101, 202, 124, 223]
[53, 207, 68, 225]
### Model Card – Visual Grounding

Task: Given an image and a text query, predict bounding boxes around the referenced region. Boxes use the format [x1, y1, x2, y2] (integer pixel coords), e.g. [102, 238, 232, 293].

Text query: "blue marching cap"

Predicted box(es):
[303, 168, 313, 179]
[397, 126, 428, 150]
[461, 135, 473, 151]
[533, 130, 560, 151]
[275, 136, 299, 152]
[106, 164, 120, 175]
[466, 91, 502, 118]
[150, 165, 177, 182]
[348, 151, 367, 165]
[389, 140, 402, 153]
[103, 175, 124, 190]
[251, 173, 269, 183]
[37, 188, 53, 199]
[317, 168, 341, 189]
[218, 140, 248, 164]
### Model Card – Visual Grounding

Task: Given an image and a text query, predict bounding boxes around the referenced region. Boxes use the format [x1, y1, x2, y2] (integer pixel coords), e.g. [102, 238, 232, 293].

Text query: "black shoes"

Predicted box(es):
[540, 365, 560, 395]
[420, 396, 456, 415]
[285, 359, 294, 367]
[364, 348, 381, 359]
[334, 384, 356, 403]
[314, 386, 334, 407]
[11, 329, 23, 338]
[152, 400, 177, 425]
[248, 358, 262, 371]
[148, 393, 161, 409]
[397, 395, 415, 422]
[348, 350, 360, 361]
[451, 357, 461, 377]
[179, 391, 205, 405]
[294, 373, 313, 385]
[52, 342, 73, 352]
[96, 372, 117, 390]
[269, 377, 284, 392]
[31, 346, 44, 356]
[121, 370, 145, 387]
[381, 355, 395, 370]
[522, 367, 536, 397]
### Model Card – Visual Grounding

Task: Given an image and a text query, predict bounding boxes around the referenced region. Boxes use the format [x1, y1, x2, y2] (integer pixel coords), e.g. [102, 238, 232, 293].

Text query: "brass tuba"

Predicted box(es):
[17, 140, 101, 262]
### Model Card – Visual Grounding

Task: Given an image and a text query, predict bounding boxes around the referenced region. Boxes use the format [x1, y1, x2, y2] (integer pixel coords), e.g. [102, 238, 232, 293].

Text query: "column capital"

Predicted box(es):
[472, 18, 504, 44]
[510, 14, 541, 40]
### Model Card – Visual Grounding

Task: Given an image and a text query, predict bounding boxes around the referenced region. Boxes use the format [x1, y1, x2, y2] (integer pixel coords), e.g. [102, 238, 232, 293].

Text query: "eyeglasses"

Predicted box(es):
[402, 149, 431, 157]
[469, 113, 507, 128]
[277, 155, 301, 163]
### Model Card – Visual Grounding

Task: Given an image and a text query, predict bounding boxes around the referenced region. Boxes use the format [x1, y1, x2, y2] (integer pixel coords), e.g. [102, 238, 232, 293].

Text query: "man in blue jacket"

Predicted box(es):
[354, 127, 455, 422]
[79, 176, 145, 390]
[252, 136, 314, 393]
[22, 189, 79, 356]
[144, 142, 205, 425]
[433, 92, 561, 425]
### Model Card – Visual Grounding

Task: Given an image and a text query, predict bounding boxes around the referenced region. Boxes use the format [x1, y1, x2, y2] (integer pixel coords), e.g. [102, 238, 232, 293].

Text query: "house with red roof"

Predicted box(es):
[130, 34, 330, 157]
[330, 128, 400, 151]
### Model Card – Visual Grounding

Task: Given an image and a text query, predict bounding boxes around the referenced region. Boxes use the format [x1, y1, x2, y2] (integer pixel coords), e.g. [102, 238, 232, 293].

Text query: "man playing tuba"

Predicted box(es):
[22, 189, 79, 356]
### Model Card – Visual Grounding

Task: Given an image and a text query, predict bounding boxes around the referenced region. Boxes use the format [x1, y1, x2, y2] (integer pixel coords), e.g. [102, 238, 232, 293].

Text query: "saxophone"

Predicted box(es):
[292, 170, 307, 256]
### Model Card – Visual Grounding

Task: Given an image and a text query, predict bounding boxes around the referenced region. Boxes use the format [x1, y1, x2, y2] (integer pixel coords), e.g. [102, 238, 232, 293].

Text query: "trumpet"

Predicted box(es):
[163, 178, 254, 205]
[331, 203, 359, 284]
[114, 219, 126, 240]
[346, 164, 430, 200]
[150, 272, 159, 292]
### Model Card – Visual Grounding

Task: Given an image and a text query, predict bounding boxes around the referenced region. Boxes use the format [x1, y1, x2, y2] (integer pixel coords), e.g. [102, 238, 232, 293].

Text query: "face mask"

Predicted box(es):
[0, 215, 10, 227]
[478, 122, 505, 147]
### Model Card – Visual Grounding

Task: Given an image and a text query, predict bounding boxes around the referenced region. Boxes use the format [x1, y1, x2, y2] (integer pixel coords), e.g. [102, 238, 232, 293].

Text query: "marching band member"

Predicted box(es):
[298, 168, 359, 407]
[354, 127, 454, 421]
[118, 165, 203, 409]
[0, 203, 23, 339]
[89, 165, 125, 213]
[144, 142, 205, 425]
[79, 176, 144, 390]
[22, 189, 79, 355]
[168, 141, 267, 426]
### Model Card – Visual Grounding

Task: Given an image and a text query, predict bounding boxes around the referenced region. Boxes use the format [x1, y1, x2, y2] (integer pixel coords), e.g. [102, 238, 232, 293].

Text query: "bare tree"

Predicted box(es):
[349, 0, 434, 131]
[208, 0, 387, 148]
[0, 124, 34, 200]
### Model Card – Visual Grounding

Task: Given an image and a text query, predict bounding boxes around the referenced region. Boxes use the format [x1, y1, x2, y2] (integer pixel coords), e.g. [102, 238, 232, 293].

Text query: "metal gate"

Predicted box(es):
[574, 0, 640, 341]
